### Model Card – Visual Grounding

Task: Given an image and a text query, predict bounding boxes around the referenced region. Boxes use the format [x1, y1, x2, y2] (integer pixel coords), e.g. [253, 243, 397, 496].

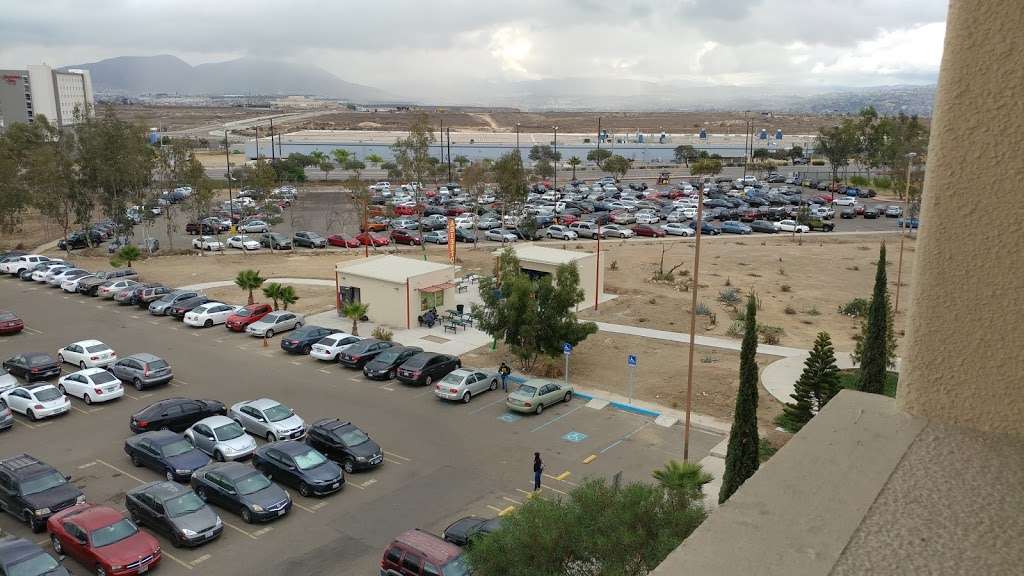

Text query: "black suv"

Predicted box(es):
[396, 352, 461, 386]
[130, 397, 227, 433]
[0, 454, 84, 532]
[0, 537, 70, 576]
[305, 419, 383, 473]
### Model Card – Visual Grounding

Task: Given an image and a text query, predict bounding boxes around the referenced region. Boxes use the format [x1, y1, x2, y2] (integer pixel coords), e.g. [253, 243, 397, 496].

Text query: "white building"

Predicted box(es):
[0, 64, 93, 131]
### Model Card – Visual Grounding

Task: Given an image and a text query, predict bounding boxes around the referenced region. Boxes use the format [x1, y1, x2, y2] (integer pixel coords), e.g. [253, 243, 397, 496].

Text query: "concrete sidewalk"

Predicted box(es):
[594, 321, 809, 358]
[181, 277, 335, 291]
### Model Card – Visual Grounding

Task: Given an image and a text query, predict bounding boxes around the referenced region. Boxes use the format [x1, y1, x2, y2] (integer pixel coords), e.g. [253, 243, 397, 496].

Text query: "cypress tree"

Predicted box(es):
[719, 295, 760, 504]
[858, 244, 889, 394]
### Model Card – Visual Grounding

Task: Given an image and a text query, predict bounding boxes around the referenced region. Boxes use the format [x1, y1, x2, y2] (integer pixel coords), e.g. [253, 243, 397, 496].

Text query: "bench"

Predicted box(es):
[443, 323, 458, 334]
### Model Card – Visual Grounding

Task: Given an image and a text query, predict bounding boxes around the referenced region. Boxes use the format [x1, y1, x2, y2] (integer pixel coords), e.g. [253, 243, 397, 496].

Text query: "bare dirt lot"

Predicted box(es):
[105, 103, 265, 132]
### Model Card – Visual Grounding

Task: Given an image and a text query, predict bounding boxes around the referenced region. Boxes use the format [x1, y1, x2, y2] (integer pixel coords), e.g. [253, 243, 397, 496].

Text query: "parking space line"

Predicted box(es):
[467, 397, 505, 415]
[310, 501, 329, 510]
[530, 405, 584, 433]
[71, 404, 90, 415]
[35, 537, 48, 545]
[162, 550, 194, 571]
[498, 505, 516, 516]
[95, 305, 103, 309]
[384, 451, 411, 461]
[78, 461, 98, 470]
[87, 406, 104, 413]
[379, 386, 395, 391]
[384, 458, 404, 465]
[149, 321, 159, 325]
[554, 471, 572, 481]
[293, 502, 317, 513]
[124, 392, 140, 400]
[599, 421, 652, 454]
[583, 454, 597, 464]
[318, 369, 331, 374]
[23, 327, 43, 335]
[190, 554, 212, 567]
[170, 326, 180, 330]
[95, 459, 145, 483]
[349, 377, 361, 382]
[175, 380, 192, 386]
[360, 478, 377, 488]
[131, 315, 141, 319]
[139, 393, 153, 399]
[502, 496, 521, 505]
[290, 361, 302, 366]
[13, 418, 37, 429]
[223, 521, 259, 540]
[539, 484, 569, 496]
[347, 481, 365, 490]
[215, 338, 225, 343]
[250, 526, 274, 538]
[599, 440, 624, 454]
[486, 505, 504, 514]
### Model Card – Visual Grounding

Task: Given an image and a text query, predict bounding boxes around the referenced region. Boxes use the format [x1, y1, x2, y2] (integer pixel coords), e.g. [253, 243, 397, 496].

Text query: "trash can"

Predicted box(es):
[456, 304, 465, 315]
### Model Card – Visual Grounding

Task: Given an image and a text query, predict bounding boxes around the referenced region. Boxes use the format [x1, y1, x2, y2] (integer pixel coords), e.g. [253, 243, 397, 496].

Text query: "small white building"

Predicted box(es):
[504, 245, 605, 311]
[335, 255, 459, 329]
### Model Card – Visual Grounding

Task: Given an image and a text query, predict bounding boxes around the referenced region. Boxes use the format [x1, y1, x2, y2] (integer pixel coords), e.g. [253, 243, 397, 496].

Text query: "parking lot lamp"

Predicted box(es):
[895, 152, 917, 314]
[594, 222, 601, 310]
[683, 189, 706, 462]
[553, 126, 559, 190]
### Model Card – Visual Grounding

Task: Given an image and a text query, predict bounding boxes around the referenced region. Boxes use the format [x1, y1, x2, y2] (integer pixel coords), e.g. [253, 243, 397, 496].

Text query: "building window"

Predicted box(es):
[420, 290, 443, 311]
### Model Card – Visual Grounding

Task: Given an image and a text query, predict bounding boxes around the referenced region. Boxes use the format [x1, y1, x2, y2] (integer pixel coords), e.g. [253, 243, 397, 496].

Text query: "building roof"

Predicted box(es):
[506, 244, 595, 266]
[336, 255, 456, 284]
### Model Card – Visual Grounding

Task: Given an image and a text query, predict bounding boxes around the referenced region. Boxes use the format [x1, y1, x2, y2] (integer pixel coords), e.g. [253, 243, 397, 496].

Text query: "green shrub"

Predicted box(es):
[839, 298, 870, 317]
[805, 306, 821, 316]
[695, 302, 711, 316]
[811, 159, 826, 166]
[873, 176, 892, 189]
[849, 175, 870, 186]
[784, 305, 797, 315]
[718, 288, 741, 307]
[371, 326, 393, 341]
[726, 320, 745, 337]
[758, 325, 785, 344]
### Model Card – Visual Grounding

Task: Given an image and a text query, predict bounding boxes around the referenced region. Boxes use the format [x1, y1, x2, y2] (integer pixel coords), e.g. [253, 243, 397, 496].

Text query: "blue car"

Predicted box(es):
[688, 220, 721, 235]
[897, 218, 919, 229]
[721, 221, 753, 235]
[125, 430, 211, 482]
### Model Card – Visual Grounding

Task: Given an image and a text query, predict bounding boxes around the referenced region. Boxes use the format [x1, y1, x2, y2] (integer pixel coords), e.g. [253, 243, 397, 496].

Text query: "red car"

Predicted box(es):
[393, 205, 420, 216]
[0, 310, 24, 334]
[327, 234, 360, 248]
[814, 194, 833, 203]
[48, 504, 161, 576]
[225, 303, 273, 332]
[390, 229, 422, 245]
[557, 214, 579, 225]
[445, 206, 466, 216]
[854, 205, 866, 215]
[357, 232, 390, 247]
[739, 210, 758, 223]
[633, 224, 666, 237]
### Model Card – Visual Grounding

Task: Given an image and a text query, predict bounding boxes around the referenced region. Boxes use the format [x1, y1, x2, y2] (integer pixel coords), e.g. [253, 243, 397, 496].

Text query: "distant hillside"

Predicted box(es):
[61, 55, 393, 103]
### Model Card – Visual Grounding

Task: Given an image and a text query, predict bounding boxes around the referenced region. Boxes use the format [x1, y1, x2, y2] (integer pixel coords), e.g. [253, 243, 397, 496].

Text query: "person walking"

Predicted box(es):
[533, 452, 544, 492]
[499, 362, 511, 392]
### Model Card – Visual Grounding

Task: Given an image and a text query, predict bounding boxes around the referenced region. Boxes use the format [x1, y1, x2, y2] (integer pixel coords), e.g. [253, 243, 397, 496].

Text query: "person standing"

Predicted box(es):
[533, 452, 544, 491]
[499, 362, 511, 392]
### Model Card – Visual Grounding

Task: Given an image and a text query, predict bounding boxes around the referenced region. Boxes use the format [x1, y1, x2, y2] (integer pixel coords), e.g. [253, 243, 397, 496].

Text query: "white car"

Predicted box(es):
[229, 398, 307, 442]
[1, 384, 70, 421]
[433, 369, 500, 403]
[245, 311, 304, 338]
[635, 212, 661, 225]
[238, 220, 269, 233]
[49, 268, 88, 287]
[453, 216, 475, 229]
[310, 332, 363, 361]
[57, 368, 123, 404]
[57, 339, 117, 369]
[97, 279, 139, 298]
[601, 224, 635, 239]
[775, 219, 810, 233]
[192, 236, 224, 251]
[184, 302, 241, 328]
[2, 254, 49, 275]
[0, 368, 16, 395]
[545, 225, 577, 240]
[36, 265, 69, 282]
[484, 229, 518, 243]
[227, 235, 261, 250]
[185, 415, 257, 461]
[834, 196, 857, 206]
[62, 274, 95, 293]
[662, 223, 696, 236]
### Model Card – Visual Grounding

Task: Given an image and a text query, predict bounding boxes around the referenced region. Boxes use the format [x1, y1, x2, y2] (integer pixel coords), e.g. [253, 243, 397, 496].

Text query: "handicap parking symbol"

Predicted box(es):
[562, 431, 588, 443]
[499, 413, 522, 423]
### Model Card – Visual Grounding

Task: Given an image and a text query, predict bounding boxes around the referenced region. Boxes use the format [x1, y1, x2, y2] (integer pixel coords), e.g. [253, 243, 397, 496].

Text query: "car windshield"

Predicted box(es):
[85, 344, 110, 353]
[235, 308, 254, 317]
[214, 422, 245, 440]
[373, 349, 403, 363]
[441, 556, 472, 576]
[235, 472, 271, 495]
[91, 371, 117, 385]
[164, 491, 206, 517]
[335, 427, 370, 446]
[162, 439, 194, 457]
[27, 355, 52, 366]
[90, 518, 137, 548]
[264, 404, 293, 422]
[147, 359, 169, 370]
[517, 385, 538, 396]
[35, 388, 62, 402]
[8, 552, 61, 576]
[293, 449, 328, 470]
[0, 312, 16, 321]
[20, 471, 67, 496]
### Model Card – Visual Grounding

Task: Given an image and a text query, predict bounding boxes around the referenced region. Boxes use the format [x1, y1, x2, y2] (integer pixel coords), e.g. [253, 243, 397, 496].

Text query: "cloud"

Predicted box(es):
[488, 27, 536, 78]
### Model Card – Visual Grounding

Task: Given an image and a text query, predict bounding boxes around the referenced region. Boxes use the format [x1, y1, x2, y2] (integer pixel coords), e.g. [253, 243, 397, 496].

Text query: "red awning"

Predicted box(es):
[419, 282, 455, 294]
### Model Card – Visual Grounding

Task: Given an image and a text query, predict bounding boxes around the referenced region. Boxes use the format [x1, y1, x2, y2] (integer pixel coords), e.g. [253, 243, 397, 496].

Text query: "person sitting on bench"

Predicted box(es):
[423, 308, 437, 328]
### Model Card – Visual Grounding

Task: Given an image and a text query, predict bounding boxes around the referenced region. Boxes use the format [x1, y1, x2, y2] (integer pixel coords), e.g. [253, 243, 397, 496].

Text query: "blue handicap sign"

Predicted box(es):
[627, 355, 637, 367]
[499, 413, 522, 423]
[562, 431, 588, 443]
[562, 342, 572, 354]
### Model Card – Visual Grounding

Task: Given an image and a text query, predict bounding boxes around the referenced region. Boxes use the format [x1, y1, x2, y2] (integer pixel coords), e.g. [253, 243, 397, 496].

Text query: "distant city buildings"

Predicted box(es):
[0, 64, 94, 131]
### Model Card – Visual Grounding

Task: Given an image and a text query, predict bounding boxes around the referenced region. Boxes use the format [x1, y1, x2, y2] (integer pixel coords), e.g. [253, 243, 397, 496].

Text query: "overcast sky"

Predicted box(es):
[1, 0, 948, 95]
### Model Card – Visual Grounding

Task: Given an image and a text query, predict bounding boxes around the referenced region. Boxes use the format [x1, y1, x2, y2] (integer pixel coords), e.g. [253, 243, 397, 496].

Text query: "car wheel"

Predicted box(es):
[57, 354, 64, 364]
[205, 319, 213, 328]
[535, 403, 544, 415]
[171, 532, 184, 548]
[134, 378, 144, 391]
[58, 383, 66, 394]
[299, 483, 312, 497]
[241, 508, 254, 523]
[564, 391, 573, 403]
[389, 369, 397, 379]
[165, 469, 175, 482]
[27, 409, 37, 422]
[294, 321, 302, 329]
[84, 393, 92, 405]
[267, 432, 277, 442]
[343, 459, 355, 474]
[462, 392, 471, 404]
[265, 329, 274, 338]
[79, 361, 87, 369]
[130, 453, 142, 466]
[214, 450, 225, 462]
[195, 486, 208, 501]
[490, 379, 498, 391]
[424, 375, 432, 387]
[51, 534, 63, 554]
[302, 344, 311, 355]
[96, 566, 107, 576]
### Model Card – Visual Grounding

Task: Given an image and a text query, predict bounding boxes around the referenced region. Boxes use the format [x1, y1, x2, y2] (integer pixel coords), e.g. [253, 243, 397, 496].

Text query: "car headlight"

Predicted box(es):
[76, 495, 87, 504]
[214, 517, 222, 528]
[181, 528, 198, 537]
[34, 507, 51, 516]
[355, 456, 367, 462]
[251, 505, 264, 512]
[175, 469, 190, 475]
[111, 565, 124, 571]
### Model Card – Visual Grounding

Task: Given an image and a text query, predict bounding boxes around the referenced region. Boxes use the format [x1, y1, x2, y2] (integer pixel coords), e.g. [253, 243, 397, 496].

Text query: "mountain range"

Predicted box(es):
[61, 55, 393, 102]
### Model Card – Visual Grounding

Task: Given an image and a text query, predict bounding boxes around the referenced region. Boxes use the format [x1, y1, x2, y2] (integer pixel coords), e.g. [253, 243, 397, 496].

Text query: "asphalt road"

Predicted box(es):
[0, 278, 721, 575]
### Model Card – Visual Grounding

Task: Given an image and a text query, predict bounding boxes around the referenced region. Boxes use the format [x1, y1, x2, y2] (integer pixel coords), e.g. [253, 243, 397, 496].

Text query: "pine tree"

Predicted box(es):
[776, 332, 841, 433]
[720, 295, 760, 504]
[777, 380, 814, 433]
[813, 332, 842, 408]
[858, 244, 889, 394]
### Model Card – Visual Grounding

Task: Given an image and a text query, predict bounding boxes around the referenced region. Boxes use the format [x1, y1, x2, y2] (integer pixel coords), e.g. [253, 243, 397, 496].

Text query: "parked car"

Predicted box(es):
[57, 368, 123, 405]
[76, 269, 138, 296]
[225, 303, 273, 332]
[327, 234, 361, 248]
[885, 205, 903, 217]
[47, 504, 162, 574]
[749, 220, 778, 234]
[57, 339, 117, 369]
[130, 397, 227, 434]
[661, 222, 695, 236]
[897, 217, 920, 229]
[506, 378, 574, 414]
[484, 228, 518, 243]
[805, 218, 836, 232]
[0, 310, 25, 335]
[380, 529, 468, 576]
[433, 368, 499, 403]
[125, 481, 223, 548]
[167, 296, 212, 320]
[1, 255, 49, 275]
[305, 418, 383, 473]
[148, 290, 200, 315]
[337, 339, 396, 368]
[632, 223, 666, 238]
[136, 285, 172, 307]
[688, 220, 721, 235]
[721, 221, 753, 235]
[252, 441, 343, 497]
[259, 232, 292, 250]
[185, 221, 216, 235]
[59, 273, 94, 293]
[390, 228, 423, 245]
[182, 302, 238, 328]
[863, 207, 880, 219]
[2, 353, 61, 381]
[0, 454, 85, 532]
[356, 231, 390, 247]
[190, 462, 292, 523]
[0, 536, 70, 575]
[443, 516, 503, 547]
[226, 234, 260, 250]
[230, 398, 306, 442]
[114, 283, 160, 305]
[124, 430, 211, 482]
[245, 311, 303, 338]
[834, 196, 857, 207]
[362, 346, 423, 380]
[422, 230, 448, 244]
[1, 384, 69, 421]
[238, 220, 269, 233]
[110, 352, 172, 390]
[396, 352, 461, 387]
[545, 225, 577, 240]
[774, 219, 810, 233]
[310, 332, 363, 361]
[50, 269, 89, 288]
[600, 224, 634, 238]
[280, 325, 333, 354]
[841, 207, 857, 219]
[185, 415, 257, 461]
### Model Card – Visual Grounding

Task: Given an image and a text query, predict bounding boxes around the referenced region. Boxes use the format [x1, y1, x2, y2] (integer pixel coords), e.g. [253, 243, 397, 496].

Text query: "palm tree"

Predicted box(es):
[567, 156, 582, 180]
[279, 285, 299, 310]
[331, 149, 351, 172]
[319, 161, 334, 181]
[365, 153, 383, 167]
[262, 282, 284, 310]
[653, 460, 712, 502]
[112, 245, 141, 268]
[342, 301, 369, 336]
[235, 269, 265, 305]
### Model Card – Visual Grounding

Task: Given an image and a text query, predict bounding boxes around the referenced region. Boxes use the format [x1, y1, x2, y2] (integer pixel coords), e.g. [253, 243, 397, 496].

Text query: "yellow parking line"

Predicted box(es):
[498, 505, 516, 516]
[161, 550, 193, 571]
[222, 521, 259, 540]
[545, 472, 579, 487]
[583, 454, 597, 464]
[94, 459, 145, 483]
[293, 502, 317, 513]
[555, 471, 571, 481]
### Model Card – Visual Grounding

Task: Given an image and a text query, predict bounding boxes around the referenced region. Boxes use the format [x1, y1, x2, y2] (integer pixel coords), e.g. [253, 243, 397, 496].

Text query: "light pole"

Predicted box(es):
[894, 152, 916, 314]
[553, 126, 559, 190]
[594, 222, 601, 310]
[682, 179, 707, 462]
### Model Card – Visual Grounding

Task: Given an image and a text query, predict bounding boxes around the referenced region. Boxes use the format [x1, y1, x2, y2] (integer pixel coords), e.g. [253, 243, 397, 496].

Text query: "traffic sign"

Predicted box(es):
[562, 342, 572, 354]
[627, 355, 637, 366]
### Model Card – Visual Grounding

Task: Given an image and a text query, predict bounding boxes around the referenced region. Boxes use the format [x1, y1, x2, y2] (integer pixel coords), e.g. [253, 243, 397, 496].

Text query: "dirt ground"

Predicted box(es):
[202, 285, 339, 316]
[105, 104, 264, 132]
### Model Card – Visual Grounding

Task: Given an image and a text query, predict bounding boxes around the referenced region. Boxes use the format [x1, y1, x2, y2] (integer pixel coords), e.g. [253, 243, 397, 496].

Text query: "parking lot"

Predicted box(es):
[0, 277, 721, 575]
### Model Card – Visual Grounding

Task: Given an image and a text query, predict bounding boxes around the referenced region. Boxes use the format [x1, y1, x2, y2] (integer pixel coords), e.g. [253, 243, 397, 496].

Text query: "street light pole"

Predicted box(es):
[895, 153, 916, 314]
[683, 185, 706, 462]
[594, 222, 601, 310]
[224, 130, 234, 224]
[553, 126, 558, 190]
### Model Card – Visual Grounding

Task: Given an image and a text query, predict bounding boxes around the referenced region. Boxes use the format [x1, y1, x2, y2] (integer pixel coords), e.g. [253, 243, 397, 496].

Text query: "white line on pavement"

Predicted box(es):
[95, 459, 145, 483]
[530, 405, 584, 433]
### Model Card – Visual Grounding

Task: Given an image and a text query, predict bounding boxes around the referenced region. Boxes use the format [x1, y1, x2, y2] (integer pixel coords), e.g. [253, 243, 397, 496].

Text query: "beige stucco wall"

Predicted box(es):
[898, 0, 1024, 435]
[336, 266, 456, 329]
[519, 253, 601, 312]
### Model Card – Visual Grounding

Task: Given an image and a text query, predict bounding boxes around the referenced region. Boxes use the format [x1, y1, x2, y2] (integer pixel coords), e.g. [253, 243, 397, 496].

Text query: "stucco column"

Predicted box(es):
[898, 0, 1024, 434]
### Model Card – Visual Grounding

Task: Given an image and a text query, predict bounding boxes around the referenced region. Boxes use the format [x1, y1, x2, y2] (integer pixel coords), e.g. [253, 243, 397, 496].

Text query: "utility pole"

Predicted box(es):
[895, 153, 916, 314]
[553, 126, 558, 190]
[447, 128, 452, 184]
[224, 130, 234, 224]
[269, 117, 276, 163]
[439, 119, 444, 169]
[682, 189, 706, 462]
[255, 126, 260, 159]
[594, 222, 601, 310]
[597, 117, 602, 150]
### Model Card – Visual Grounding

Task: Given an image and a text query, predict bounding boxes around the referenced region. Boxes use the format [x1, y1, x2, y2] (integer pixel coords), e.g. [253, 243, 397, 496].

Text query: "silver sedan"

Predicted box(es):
[229, 398, 306, 442]
[434, 369, 500, 403]
[184, 415, 257, 462]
